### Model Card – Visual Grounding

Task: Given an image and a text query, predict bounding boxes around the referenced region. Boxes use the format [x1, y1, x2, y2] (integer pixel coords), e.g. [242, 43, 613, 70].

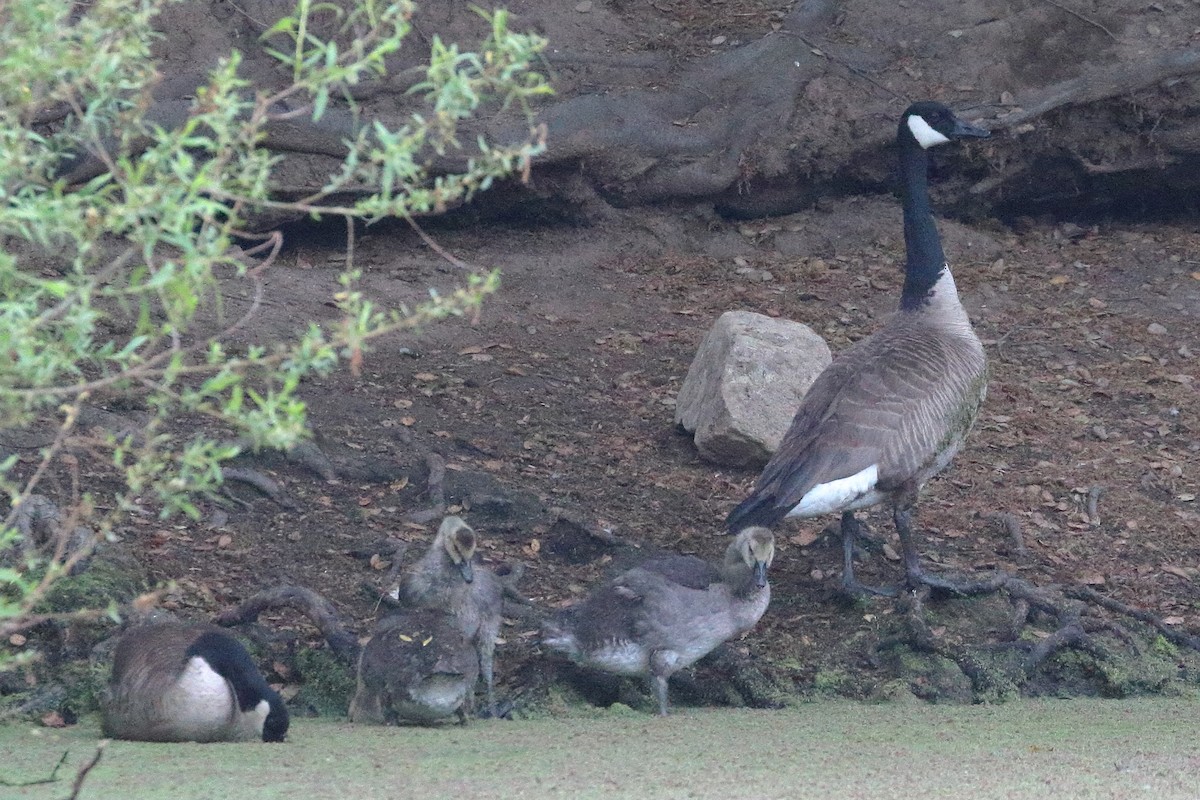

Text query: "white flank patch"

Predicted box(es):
[163, 656, 239, 740]
[787, 464, 882, 517]
[907, 115, 951, 149]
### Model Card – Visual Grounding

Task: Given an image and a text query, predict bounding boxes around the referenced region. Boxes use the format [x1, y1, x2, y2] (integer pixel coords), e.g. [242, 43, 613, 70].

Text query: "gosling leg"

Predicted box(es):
[649, 673, 671, 717]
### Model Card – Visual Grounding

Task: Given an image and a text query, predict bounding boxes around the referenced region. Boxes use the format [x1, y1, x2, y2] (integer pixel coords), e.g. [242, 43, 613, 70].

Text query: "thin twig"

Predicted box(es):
[64, 740, 107, 800]
[1038, 0, 1118, 41]
[224, 0, 270, 31]
[777, 30, 904, 101]
[0, 749, 69, 787]
[404, 214, 480, 271]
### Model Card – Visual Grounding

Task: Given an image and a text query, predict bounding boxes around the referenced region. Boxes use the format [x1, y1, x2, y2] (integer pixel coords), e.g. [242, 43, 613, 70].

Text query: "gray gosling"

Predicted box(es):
[726, 101, 991, 597]
[102, 623, 289, 743]
[399, 515, 503, 716]
[541, 527, 774, 716]
[349, 608, 479, 725]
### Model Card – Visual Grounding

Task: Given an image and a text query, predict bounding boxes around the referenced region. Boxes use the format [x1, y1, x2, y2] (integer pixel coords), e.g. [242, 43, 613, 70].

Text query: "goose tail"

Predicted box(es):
[725, 492, 784, 535]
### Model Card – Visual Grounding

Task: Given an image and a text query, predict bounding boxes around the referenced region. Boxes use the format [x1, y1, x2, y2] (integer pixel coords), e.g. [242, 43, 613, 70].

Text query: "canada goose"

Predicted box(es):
[725, 101, 990, 596]
[541, 527, 774, 716]
[349, 608, 480, 725]
[399, 516, 502, 716]
[101, 623, 288, 743]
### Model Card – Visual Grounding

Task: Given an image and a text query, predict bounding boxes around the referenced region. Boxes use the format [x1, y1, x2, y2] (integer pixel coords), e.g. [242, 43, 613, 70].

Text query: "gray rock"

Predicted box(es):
[675, 311, 831, 467]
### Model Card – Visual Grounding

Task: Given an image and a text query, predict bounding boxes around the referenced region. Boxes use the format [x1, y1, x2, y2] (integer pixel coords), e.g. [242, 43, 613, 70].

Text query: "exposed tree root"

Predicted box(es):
[216, 585, 361, 663]
[983, 511, 1027, 559]
[1065, 585, 1200, 652]
[220, 467, 296, 510]
[879, 567, 1199, 698]
[404, 453, 447, 523]
[997, 45, 1200, 128]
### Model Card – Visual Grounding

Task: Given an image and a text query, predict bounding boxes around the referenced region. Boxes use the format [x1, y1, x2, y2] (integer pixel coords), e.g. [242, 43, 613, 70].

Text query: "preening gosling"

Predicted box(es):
[101, 623, 288, 743]
[399, 515, 503, 715]
[726, 101, 990, 597]
[349, 608, 479, 725]
[542, 527, 774, 716]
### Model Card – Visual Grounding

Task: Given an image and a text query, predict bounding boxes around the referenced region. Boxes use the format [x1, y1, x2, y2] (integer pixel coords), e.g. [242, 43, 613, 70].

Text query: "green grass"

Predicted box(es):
[3, 698, 1198, 799]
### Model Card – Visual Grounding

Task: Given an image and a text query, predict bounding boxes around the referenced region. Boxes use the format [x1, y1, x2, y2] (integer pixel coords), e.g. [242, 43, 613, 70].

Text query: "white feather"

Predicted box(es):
[167, 657, 267, 741]
[163, 656, 240, 741]
[907, 115, 950, 149]
[787, 464, 883, 517]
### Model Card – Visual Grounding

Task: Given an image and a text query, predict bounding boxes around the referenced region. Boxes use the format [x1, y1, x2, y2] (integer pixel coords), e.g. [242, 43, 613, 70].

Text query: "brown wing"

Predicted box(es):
[733, 320, 985, 523]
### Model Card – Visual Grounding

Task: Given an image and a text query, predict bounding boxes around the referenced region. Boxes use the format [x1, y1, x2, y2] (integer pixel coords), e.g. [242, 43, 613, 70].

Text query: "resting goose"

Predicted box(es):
[101, 623, 288, 743]
[541, 527, 774, 716]
[349, 608, 479, 725]
[399, 515, 503, 715]
[726, 101, 990, 596]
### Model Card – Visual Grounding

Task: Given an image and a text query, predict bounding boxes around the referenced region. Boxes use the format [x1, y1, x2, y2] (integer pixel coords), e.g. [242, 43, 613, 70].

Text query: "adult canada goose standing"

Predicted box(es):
[349, 608, 480, 725]
[102, 623, 289, 743]
[726, 101, 990, 596]
[399, 515, 503, 716]
[541, 527, 774, 716]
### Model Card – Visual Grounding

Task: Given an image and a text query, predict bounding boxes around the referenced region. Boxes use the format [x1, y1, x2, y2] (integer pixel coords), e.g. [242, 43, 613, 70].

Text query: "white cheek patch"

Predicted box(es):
[907, 115, 951, 149]
[787, 464, 881, 517]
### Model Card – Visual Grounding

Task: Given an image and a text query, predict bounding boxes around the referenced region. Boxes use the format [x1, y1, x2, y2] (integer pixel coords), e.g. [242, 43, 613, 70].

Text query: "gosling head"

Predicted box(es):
[901, 101, 990, 150]
[438, 515, 476, 583]
[731, 527, 775, 588]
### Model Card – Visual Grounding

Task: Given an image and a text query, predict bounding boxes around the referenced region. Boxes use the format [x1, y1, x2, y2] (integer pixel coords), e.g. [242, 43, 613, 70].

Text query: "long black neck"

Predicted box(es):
[898, 134, 946, 311]
[188, 631, 274, 712]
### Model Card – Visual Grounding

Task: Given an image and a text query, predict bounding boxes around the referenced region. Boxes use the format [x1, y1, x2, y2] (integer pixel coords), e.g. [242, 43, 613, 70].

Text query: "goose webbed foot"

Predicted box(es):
[475, 697, 514, 720]
[840, 512, 899, 599]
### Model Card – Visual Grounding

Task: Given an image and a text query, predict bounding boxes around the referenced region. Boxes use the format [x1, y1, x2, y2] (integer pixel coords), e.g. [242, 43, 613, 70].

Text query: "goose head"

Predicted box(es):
[901, 101, 990, 150]
[438, 515, 476, 583]
[261, 690, 289, 742]
[729, 527, 775, 588]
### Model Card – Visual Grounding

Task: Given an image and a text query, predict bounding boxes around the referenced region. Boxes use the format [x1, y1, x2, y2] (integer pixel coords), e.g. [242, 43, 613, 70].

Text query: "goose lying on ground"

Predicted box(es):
[542, 527, 774, 715]
[399, 515, 503, 715]
[102, 623, 288, 742]
[726, 101, 991, 597]
[349, 608, 479, 725]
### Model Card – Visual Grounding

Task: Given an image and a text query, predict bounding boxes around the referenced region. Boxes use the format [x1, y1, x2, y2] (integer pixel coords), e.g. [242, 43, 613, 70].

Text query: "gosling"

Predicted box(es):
[349, 608, 479, 725]
[541, 527, 774, 716]
[399, 516, 503, 716]
[101, 623, 289, 743]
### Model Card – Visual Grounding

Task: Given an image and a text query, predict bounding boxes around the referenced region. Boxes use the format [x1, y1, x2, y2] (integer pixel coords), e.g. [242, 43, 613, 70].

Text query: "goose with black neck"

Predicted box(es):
[726, 101, 993, 597]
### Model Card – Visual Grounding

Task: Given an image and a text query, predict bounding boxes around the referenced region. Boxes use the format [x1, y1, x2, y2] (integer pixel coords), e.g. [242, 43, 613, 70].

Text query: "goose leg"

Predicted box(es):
[895, 505, 1008, 595]
[840, 512, 898, 598]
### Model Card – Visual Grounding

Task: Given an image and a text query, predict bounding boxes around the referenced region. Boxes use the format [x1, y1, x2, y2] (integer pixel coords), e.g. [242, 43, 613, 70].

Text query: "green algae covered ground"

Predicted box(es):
[3, 698, 1197, 799]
